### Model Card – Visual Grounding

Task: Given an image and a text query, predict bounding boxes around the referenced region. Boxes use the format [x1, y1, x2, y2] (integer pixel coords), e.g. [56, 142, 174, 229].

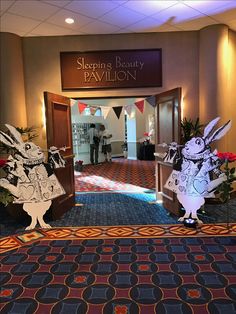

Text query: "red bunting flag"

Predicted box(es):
[90, 107, 97, 116]
[135, 100, 144, 113]
[78, 102, 87, 114]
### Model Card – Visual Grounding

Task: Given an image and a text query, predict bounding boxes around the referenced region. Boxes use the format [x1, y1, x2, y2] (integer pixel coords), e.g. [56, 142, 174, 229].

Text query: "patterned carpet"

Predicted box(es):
[1, 160, 236, 313]
[1, 226, 236, 313]
[1, 192, 236, 238]
[0, 193, 172, 237]
[74, 159, 155, 192]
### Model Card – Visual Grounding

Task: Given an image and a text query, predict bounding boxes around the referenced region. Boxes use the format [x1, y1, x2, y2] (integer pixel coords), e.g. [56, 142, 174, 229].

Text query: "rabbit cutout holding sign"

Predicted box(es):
[164, 117, 231, 224]
[0, 124, 66, 230]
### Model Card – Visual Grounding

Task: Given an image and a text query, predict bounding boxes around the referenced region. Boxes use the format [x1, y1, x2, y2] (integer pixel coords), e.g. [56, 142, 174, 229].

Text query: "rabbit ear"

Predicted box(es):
[0, 131, 16, 147]
[5, 124, 23, 144]
[206, 120, 231, 145]
[203, 117, 220, 139]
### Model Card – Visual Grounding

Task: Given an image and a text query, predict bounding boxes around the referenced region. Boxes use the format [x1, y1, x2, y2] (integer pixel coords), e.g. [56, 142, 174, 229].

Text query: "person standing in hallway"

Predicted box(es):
[88, 123, 99, 165]
[100, 124, 112, 162]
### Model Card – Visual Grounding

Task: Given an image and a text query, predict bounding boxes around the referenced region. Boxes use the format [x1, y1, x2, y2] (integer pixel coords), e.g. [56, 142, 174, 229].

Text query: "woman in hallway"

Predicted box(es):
[100, 124, 112, 162]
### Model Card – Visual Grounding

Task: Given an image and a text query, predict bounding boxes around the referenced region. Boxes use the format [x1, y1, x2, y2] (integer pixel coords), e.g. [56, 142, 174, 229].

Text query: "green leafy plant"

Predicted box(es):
[0, 187, 14, 206]
[181, 117, 204, 144]
[0, 126, 38, 154]
[0, 159, 14, 206]
[215, 152, 236, 203]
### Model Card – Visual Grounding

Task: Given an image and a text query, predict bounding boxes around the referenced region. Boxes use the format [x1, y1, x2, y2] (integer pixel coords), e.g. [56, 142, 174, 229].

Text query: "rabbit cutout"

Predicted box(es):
[0, 124, 65, 230]
[164, 117, 231, 224]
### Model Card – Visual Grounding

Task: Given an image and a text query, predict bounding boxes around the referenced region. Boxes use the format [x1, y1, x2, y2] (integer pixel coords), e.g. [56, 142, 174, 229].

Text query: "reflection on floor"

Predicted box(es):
[74, 158, 155, 192]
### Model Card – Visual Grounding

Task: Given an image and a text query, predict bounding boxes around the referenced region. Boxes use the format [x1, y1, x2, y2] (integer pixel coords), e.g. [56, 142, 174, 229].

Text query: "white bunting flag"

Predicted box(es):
[70, 99, 78, 106]
[124, 104, 133, 117]
[101, 106, 111, 119]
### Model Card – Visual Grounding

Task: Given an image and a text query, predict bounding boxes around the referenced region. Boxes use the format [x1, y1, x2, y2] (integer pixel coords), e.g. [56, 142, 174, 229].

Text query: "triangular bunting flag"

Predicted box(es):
[135, 100, 145, 113]
[146, 95, 156, 107]
[101, 106, 111, 119]
[124, 104, 133, 117]
[78, 101, 87, 114]
[90, 106, 97, 116]
[112, 106, 123, 119]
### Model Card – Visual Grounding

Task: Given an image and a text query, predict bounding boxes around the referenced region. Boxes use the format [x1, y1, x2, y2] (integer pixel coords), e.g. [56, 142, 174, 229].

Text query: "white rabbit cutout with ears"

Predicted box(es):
[0, 124, 66, 230]
[164, 117, 231, 224]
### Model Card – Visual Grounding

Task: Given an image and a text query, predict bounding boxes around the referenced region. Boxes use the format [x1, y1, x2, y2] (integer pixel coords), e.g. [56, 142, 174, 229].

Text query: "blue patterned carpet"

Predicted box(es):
[0, 192, 174, 236]
[59, 192, 178, 226]
[1, 192, 236, 237]
[1, 235, 236, 313]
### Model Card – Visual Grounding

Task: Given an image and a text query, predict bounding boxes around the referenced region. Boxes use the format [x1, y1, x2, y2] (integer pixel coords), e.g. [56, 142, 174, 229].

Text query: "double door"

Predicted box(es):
[44, 88, 182, 220]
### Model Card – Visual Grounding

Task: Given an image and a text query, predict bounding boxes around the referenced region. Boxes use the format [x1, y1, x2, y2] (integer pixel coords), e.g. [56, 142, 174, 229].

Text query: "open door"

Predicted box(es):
[44, 91, 75, 220]
[155, 88, 182, 216]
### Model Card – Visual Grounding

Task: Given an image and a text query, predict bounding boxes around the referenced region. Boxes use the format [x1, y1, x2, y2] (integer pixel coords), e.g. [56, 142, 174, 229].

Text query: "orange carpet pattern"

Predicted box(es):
[1, 223, 236, 254]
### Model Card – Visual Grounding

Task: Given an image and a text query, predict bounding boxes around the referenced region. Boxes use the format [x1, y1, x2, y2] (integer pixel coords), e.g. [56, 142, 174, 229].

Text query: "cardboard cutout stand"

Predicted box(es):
[164, 117, 231, 225]
[0, 124, 66, 230]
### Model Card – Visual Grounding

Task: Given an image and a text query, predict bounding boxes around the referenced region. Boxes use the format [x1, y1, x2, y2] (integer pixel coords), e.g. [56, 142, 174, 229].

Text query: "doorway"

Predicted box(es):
[44, 88, 182, 220]
[70, 96, 155, 165]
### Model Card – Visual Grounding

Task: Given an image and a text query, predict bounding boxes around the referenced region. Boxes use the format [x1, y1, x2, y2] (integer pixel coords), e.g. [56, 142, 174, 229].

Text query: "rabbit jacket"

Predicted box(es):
[165, 149, 219, 198]
[5, 158, 65, 204]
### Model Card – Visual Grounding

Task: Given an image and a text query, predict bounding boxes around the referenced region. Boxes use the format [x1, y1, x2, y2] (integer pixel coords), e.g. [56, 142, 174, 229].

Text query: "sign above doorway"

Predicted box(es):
[60, 49, 162, 90]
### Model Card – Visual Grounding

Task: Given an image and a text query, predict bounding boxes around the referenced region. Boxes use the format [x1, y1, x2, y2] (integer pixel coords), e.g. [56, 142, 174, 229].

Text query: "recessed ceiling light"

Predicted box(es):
[65, 18, 74, 24]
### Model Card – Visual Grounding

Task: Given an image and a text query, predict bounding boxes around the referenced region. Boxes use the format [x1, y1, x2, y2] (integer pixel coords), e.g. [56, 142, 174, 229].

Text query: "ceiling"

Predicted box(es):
[0, 0, 236, 37]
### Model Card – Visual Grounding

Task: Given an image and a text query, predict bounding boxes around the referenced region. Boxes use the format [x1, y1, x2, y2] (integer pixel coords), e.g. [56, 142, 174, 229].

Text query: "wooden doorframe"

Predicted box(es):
[44, 91, 75, 220]
[154, 87, 182, 216]
[155, 87, 182, 144]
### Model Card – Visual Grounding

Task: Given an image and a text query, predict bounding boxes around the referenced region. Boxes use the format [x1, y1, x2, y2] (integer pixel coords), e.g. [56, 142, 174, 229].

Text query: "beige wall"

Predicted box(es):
[20, 31, 199, 147]
[0, 33, 27, 127]
[199, 25, 236, 152]
[227, 30, 236, 153]
[1, 26, 235, 153]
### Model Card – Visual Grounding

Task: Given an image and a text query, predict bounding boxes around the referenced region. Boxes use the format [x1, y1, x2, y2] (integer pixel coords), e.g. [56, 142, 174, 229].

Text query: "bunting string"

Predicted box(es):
[75, 95, 156, 118]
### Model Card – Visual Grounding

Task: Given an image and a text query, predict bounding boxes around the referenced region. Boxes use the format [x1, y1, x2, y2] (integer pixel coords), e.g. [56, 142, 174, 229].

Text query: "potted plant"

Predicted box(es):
[0, 126, 38, 155]
[75, 160, 83, 172]
[0, 159, 14, 207]
[180, 117, 204, 144]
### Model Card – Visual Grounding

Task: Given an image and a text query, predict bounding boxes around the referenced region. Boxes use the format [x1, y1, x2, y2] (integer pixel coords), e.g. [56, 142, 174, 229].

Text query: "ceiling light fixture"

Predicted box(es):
[65, 18, 74, 24]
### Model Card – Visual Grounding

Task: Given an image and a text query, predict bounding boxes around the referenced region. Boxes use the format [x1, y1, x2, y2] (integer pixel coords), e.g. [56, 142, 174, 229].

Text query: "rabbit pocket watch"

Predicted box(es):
[0, 124, 66, 230]
[164, 117, 231, 225]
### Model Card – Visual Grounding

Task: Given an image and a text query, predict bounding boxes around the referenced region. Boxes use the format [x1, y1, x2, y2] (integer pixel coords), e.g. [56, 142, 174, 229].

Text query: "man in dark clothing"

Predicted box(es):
[88, 124, 99, 165]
